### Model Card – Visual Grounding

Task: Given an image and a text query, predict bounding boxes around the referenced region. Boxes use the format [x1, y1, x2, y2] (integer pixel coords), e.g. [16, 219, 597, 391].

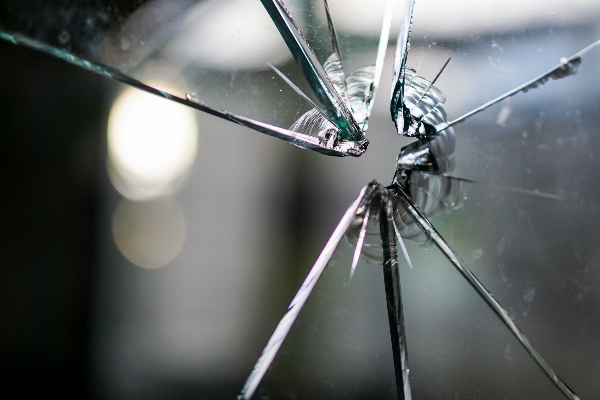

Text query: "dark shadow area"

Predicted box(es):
[0, 39, 107, 396]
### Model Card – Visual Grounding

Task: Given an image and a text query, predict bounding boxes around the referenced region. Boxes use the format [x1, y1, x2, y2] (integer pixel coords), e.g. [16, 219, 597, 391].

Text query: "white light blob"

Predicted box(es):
[108, 87, 198, 200]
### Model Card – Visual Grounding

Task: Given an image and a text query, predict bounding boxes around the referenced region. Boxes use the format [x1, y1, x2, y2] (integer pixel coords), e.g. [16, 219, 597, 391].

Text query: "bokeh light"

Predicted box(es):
[112, 197, 187, 269]
[107, 86, 198, 200]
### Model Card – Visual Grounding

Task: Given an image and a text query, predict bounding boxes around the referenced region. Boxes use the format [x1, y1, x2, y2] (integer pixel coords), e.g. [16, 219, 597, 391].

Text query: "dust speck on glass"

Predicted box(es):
[2, 0, 600, 398]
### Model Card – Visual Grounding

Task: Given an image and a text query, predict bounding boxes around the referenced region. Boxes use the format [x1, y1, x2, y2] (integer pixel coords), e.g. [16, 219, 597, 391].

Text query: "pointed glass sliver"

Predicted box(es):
[395, 186, 579, 399]
[0, 0, 395, 157]
[395, 231, 570, 399]
[248, 236, 400, 399]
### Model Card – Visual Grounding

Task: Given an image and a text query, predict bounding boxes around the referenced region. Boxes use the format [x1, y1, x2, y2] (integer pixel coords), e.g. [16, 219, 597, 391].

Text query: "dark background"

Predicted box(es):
[0, 38, 109, 396]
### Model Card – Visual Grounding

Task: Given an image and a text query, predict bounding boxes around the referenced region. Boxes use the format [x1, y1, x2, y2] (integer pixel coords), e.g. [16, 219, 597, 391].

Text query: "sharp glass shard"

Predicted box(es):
[279, 0, 395, 138]
[379, 189, 412, 400]
[238, 184, 376, 400]
[322, 0, 350, 104]
[394, 58, 452, 137]
[0, 0, 378, 157]
[260, 0, 367, 145]
[394, 67, 449, 137]
[350, 203, 371, 279]
[435, 38, 600, 132]
[390, 0, 416, 124]
[392, 218, 414, 269]
[322, 53, 349, 105]
[239, 0, 592, 398]
[392, 185, 580, 400]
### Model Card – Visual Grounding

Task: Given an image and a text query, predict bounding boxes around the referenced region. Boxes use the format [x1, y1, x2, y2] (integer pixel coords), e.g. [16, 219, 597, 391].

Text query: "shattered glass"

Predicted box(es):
[2, 0, 600, 398]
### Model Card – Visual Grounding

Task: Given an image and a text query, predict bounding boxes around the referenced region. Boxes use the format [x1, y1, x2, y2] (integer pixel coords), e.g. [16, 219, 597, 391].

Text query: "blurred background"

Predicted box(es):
[1, 0, 600, 398]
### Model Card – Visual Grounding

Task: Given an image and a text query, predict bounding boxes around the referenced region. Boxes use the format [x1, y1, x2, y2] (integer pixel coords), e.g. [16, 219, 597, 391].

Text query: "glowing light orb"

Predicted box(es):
[108, 87, 198, 200]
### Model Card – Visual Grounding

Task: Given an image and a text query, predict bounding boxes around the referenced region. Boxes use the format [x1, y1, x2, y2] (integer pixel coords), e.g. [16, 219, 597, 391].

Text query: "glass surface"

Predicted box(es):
[253, 233, 569, 398]
[0, 0, 395, 155]
[254, 244, 399, 399]
[2, 0, 600, 398]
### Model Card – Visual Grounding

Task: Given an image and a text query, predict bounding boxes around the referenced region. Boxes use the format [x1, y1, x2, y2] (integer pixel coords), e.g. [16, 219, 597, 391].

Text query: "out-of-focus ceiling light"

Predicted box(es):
[107, 86, 198, 200]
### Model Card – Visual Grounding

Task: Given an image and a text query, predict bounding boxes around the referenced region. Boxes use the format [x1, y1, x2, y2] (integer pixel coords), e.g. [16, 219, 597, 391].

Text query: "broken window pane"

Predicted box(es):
[1, 0, 600, 398]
